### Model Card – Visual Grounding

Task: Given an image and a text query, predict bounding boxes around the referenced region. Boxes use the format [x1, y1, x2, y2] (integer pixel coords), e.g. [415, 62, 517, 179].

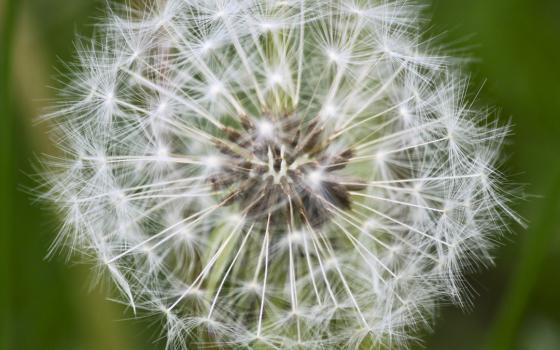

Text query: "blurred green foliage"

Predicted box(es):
[1, 0, 559, 349]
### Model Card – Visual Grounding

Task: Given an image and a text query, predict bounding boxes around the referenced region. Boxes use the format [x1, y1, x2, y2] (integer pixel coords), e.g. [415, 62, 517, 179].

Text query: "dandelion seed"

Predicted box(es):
[42, 0, 521, 349]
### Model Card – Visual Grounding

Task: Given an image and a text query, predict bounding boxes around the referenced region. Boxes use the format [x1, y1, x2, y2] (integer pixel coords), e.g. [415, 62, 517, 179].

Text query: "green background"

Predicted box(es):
[1, 0, 559, 349]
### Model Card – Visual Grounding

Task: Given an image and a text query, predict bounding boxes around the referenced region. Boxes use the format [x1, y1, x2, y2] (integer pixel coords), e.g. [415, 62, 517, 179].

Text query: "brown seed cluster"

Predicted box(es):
[209, 114, 366, 229]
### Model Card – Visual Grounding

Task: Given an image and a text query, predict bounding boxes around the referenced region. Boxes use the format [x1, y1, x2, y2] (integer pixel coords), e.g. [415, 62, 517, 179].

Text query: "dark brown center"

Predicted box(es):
[208, 114, 365, 229]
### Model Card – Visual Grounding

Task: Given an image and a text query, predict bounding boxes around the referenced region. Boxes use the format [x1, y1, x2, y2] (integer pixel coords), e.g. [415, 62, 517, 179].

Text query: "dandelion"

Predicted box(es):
[41, 0, 521, 348]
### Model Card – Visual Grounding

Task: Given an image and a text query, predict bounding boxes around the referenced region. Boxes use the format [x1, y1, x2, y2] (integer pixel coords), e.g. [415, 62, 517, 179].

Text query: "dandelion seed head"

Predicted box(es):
[42, 0, 521, 348]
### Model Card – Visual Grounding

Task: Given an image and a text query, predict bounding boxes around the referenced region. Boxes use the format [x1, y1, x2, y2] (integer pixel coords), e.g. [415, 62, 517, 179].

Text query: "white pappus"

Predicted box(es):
[40, 0, 522, 349]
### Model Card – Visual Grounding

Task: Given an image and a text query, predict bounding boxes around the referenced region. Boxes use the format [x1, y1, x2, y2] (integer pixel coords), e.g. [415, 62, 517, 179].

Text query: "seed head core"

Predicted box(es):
[209, 113, 365, 229]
